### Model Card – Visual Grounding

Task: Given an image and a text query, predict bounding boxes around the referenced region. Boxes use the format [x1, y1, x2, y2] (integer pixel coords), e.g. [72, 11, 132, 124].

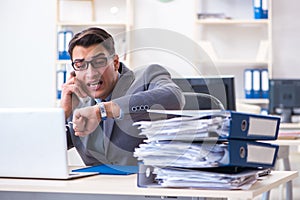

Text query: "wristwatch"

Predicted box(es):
[98, 102, 107, 120]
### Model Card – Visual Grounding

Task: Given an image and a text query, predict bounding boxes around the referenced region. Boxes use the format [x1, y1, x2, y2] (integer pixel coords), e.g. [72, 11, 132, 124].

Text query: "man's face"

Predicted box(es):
[72, 44, 119, 99]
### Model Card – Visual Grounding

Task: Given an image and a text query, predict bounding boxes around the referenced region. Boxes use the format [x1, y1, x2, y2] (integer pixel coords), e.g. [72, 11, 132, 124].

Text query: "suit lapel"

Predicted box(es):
[112, 63, 135, 99]
[104, 63, 135, 154]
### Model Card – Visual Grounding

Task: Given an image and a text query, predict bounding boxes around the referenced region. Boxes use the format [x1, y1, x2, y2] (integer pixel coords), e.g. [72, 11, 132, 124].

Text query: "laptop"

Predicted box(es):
[0, 107, 98, 179]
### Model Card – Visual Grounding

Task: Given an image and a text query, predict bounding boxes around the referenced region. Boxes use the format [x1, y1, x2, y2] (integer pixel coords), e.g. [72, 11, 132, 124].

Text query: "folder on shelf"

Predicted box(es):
[57, 30, 73, 60]
[252, 69, 261, 98]
[253, 0, 262, 19]
[261, 0, 268, 19]
[244, 69, 253, 98]
[134, 139, 279, 169]
[253, 0, 268, 19]
[56, 65, 66, 99]
[135, 110, 280, 141]
[244, 68, 269, 99]
[260, 68, 269, 98]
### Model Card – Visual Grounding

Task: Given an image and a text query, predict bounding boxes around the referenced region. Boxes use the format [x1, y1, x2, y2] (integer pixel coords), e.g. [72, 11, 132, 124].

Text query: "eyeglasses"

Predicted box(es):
[71, 54, 114, 71]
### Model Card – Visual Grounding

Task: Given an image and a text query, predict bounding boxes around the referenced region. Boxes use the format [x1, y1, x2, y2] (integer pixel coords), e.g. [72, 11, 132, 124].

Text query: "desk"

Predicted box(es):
[0, 171, 298, 200]
[280, 123, 300, 129]
[260, 126, 300, 200]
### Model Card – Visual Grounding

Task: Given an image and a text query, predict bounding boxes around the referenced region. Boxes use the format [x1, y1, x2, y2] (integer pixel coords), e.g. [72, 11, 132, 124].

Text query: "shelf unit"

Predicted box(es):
[237, 98, 269, 105]
[194, 0, 272, 101]
[196, 19, 269, 25]
[55, 0, 134, 101]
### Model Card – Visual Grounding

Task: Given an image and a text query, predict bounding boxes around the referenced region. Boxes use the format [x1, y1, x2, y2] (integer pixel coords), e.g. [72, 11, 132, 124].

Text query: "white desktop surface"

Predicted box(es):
[270, 139, 300, 146]
[280, 123, 300, 129]
[257, 122, 300, 145]
[0, 170, 298, 200]
[263, 123, 300, 145]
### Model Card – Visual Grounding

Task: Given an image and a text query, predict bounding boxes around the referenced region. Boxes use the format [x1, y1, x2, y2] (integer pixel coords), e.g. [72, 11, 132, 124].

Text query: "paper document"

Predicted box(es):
[134, 141, 225, 168]
[133, 115, 229, 142]
[139, 165, 269, 190]
[138, 110, 280, 140]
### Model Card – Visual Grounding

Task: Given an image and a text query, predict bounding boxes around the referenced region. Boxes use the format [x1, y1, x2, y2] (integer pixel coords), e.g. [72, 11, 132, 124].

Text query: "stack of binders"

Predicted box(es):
[253, 0, 268, 19]
[57, 30, 73, 60]
[244, 68, 269, 99]
[133, 110, 280, 189]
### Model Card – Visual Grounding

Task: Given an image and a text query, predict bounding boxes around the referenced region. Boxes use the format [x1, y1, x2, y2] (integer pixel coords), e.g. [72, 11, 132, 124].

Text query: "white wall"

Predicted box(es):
[132, 0, 300, 98]
[131, 0, 264, 99]
[0, 0, 298, 108]
[0, 0, 57, 107]
[132, 0, 203, 78]
[272, 0, 300, 78]
[133, 0, 195, 38]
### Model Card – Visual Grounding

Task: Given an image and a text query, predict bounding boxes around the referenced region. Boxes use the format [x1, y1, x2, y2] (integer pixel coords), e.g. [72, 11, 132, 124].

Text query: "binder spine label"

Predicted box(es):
[247, 117, 278, 137]
[247, 144, 276, 164]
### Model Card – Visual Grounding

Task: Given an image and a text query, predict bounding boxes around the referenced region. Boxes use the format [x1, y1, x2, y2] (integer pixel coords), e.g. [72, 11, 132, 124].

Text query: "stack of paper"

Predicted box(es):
[134, 115, 228, 142]
[152, 167, 263, 190]
[134, 110, 280, 189]
[134, 141, 225, 168]
[135, 110, 280, 141]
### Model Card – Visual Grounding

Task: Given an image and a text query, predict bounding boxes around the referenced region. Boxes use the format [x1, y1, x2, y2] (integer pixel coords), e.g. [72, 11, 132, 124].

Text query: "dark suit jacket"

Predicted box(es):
[67, 63, 185, 166]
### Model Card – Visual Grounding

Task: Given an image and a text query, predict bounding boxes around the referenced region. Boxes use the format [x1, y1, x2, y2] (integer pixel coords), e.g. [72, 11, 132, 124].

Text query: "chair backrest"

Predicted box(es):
[182, 92, 225, 110]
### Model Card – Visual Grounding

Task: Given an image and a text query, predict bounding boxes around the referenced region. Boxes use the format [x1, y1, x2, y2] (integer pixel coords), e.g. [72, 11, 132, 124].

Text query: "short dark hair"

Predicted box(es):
[68, 27, 115, 60]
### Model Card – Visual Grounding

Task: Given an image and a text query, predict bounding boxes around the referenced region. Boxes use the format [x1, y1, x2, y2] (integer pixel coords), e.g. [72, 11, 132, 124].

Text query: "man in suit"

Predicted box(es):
[60, 27, 185, 166]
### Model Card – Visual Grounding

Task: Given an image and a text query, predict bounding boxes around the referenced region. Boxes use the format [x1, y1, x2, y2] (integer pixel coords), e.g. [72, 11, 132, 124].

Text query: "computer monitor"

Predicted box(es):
[172, 76, 236, 111]
[268, 79, 300, 123]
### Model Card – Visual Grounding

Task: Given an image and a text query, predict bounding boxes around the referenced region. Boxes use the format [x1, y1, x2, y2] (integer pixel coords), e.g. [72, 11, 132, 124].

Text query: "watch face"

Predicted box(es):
[99, 103, 107, 120]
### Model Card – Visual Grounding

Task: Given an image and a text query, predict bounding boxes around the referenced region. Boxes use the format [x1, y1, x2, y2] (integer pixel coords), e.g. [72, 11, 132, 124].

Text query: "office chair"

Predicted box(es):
[182, 92, 225, 111]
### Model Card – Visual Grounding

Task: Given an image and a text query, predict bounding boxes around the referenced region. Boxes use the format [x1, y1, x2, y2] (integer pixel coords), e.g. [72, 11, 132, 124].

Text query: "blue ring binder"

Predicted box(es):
[58, 30, 73, 60]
